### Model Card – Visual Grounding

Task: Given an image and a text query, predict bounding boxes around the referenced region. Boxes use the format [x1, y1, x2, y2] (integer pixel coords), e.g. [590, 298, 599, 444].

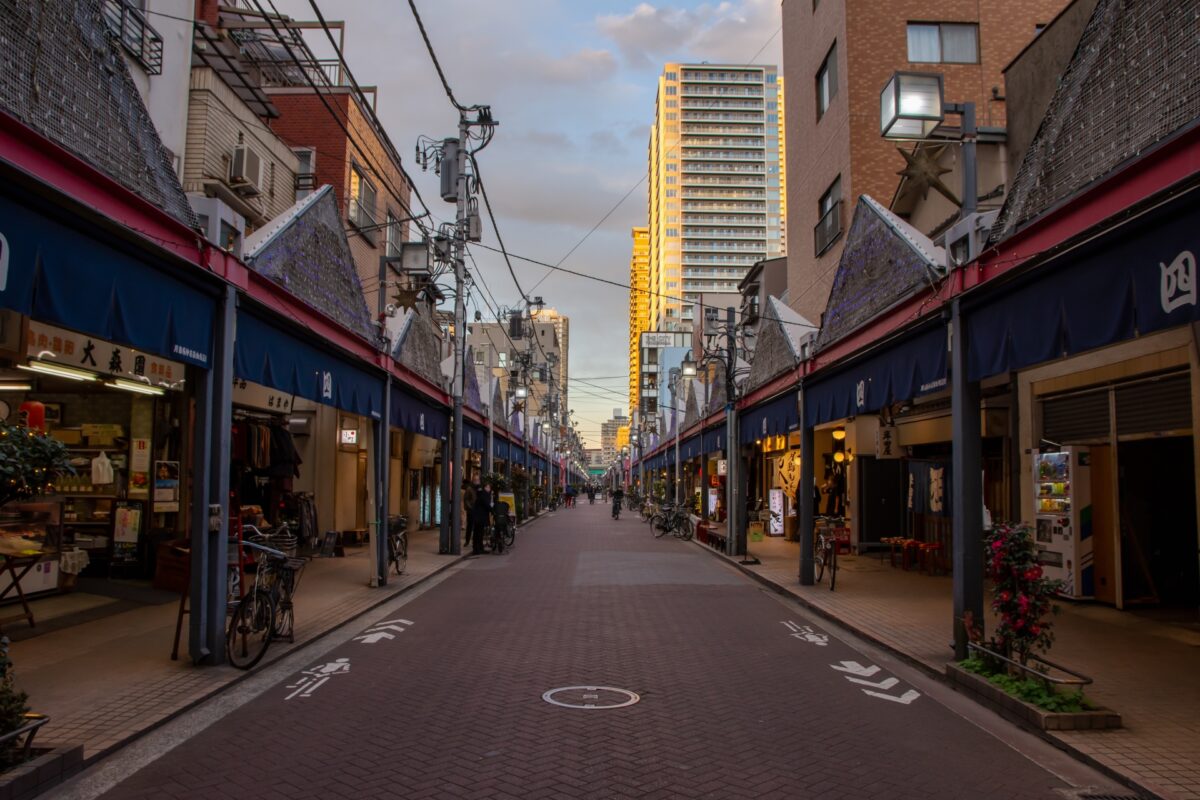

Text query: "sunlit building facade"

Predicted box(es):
[628, 226, 650, 415]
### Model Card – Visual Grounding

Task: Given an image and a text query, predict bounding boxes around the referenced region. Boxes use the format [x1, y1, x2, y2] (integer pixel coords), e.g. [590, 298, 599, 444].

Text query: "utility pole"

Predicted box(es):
[418, 106, 496, 555]
[723, 306, 741, 558]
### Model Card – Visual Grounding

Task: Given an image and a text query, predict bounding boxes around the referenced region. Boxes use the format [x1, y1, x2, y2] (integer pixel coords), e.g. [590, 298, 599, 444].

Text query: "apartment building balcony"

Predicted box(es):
[681, 138, 766, 149]
[681, 112, 763, 123]
[683, 228, 766, 240]
[682, 239, 765, 251]
[683, 177, 765, 189]
[682, 254, 760, 266]
[681, 72, 763, 83]
[683, 126, 766, 136]
[681, 215, 765, 226]
[681, 151, 764, 161]
[682, 201, 767, 213]
[102, 0, 163, 75]
[680, 87, 764, 97]
[681, 190, 766, 201]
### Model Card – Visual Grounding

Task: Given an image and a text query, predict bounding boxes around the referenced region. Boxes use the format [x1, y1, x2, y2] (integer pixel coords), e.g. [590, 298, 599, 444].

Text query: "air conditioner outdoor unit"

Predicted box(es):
[229, 144, 264, 197]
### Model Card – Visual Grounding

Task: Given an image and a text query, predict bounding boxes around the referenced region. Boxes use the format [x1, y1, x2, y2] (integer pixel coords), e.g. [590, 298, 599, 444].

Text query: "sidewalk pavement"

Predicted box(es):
[10, 527, 464, 761]
[698, 535, 1200, 800]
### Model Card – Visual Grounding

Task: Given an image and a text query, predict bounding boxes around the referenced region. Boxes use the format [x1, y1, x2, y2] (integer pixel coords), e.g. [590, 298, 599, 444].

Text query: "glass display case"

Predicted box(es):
[0, 500, 64, 599]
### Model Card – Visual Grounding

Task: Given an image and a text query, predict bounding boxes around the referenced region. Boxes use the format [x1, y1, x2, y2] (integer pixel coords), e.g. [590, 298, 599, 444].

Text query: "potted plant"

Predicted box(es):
[945, 523, 1119, 730]
[0, 423, 72, 508]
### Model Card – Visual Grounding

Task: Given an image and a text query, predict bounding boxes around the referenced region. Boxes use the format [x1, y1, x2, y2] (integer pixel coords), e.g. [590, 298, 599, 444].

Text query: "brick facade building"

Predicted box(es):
[782, 0, 1070, 324]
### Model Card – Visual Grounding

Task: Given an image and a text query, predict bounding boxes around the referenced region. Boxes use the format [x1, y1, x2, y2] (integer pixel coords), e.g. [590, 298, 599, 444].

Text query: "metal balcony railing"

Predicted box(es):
[814, 200, 843, 256]
[102, 0, 163, 75]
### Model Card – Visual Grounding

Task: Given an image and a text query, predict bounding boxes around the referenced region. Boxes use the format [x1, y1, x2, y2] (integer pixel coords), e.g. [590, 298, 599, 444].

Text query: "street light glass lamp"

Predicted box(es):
[681, 357, 697, 378]
[515, 386, 528, 399]
[880, 71, 944, 139]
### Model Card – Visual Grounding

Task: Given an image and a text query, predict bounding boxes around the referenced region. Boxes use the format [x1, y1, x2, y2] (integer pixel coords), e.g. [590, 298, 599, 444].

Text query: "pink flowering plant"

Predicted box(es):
[985, 523, 1062, 665]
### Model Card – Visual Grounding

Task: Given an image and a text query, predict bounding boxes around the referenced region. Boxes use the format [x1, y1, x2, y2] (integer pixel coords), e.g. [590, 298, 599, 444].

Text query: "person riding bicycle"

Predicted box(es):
[587, 486, 596, 504]
[611, 487, 624, 519]
[565, 484, 576, 508]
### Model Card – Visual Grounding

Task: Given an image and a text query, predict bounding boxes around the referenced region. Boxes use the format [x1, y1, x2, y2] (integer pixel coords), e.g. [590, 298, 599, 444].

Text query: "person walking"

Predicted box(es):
[462, 480, 477, 550]
[469, 480, 494, 555]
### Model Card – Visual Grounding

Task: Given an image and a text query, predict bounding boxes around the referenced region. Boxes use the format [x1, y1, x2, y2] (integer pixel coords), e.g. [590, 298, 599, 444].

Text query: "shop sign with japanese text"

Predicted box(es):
[25, 320, 186, 390]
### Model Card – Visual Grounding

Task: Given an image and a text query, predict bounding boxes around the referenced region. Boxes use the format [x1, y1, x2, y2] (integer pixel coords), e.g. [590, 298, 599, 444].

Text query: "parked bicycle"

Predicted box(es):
[387, 515, 408, 576]
[490, 502, 515, 553]
[226, 539, 307, 670]
[652, 504, 694, 540]
[625, 493, 642, 511]
[814, 516, 840, 591]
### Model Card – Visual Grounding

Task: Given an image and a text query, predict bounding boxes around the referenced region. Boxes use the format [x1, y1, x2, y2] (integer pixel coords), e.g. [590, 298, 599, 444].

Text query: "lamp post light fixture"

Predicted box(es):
[880, 72, 944, 139]
[879, 70, 977, 217]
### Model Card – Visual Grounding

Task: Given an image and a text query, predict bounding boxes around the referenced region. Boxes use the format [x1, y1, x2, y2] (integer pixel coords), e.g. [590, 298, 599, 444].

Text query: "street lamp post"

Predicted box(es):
[880, 71, 982, 659]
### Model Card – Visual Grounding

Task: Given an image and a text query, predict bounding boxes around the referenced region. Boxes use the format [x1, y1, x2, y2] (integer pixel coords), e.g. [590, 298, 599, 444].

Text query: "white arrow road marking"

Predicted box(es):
[353, 631, 396, 644]
[862, 688, 921, 705]
[781, 621, 803, 633]
[375, 619, 415, 626]
[368, 624, 409, 634]
[830, 661, 881, 677]
[845, 676, 899, 690]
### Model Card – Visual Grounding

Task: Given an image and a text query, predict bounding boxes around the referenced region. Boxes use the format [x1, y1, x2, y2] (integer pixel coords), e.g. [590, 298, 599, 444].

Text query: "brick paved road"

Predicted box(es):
[98, 505, 1080, 799]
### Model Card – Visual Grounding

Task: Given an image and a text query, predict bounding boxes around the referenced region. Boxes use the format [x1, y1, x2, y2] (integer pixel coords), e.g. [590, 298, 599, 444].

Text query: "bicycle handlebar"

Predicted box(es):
[239, 539, 289, 561]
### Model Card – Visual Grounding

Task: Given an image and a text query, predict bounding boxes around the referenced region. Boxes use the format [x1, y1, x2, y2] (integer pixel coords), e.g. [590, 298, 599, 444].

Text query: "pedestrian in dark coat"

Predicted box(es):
[470, 481, 494, 554]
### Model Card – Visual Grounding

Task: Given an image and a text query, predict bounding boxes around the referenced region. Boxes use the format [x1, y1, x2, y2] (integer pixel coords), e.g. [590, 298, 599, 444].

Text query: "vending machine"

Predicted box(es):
[1033, 448, 1092, 599]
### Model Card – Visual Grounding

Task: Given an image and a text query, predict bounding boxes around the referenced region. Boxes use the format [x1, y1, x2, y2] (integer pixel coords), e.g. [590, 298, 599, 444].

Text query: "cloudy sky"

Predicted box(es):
[277, 0, 783, 447]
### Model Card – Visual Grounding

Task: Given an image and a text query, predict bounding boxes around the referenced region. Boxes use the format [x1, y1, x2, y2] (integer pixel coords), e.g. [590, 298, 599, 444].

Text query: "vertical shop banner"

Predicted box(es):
[112, 501, 142, 565]
[768, 488, 785, 535]
[129, 437, 151, 498]
[154, 461, 180, 512]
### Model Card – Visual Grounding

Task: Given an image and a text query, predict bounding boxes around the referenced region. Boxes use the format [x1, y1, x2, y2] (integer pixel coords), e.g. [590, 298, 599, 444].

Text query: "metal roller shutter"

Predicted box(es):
[1041, 389, 1110, 443]
[1115, 373, 1191, 435]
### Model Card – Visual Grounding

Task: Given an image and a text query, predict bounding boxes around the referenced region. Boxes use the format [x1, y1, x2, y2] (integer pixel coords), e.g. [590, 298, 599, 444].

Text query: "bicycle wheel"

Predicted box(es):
[652, 514, 670, 538]
[815, 544, 827, 583]
[829, 546, 838, 591]
[227, 588, 275, 670]
[677, 516, 694, 541]
[502, 524, 515, 548]
[390, 532, 408, 575]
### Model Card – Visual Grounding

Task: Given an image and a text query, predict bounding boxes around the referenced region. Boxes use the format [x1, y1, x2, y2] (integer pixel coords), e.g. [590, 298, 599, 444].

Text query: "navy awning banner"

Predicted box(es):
[967, 193, 1198, 381]
[390, 386, 448, 440]
[740, 392, 800, 444]
[703, 426, 726, 454]
[804, 325, 947, 427]
[0, 193, 215, 367]
[235, 311, 383, 418]
[463, 421, 486, 452]
[681, 434, 702, 460]
[494, 437, 510, 461]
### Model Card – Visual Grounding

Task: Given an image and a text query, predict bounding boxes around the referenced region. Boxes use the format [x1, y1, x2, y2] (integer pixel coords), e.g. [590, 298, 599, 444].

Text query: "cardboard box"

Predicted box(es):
[50, 428, 82, 446]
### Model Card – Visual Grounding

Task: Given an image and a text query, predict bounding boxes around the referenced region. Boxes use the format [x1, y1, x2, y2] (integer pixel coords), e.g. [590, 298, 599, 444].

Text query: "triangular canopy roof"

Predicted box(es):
[245, 186, 375, 341]
[746, 297, 815, 391]
[990, 0, 1200, 244]
[816, 195, 945, 350]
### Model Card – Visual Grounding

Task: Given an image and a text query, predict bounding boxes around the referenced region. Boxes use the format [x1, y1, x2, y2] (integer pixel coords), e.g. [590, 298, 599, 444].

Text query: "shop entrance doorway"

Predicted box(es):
[1118, 437, 1198, 609]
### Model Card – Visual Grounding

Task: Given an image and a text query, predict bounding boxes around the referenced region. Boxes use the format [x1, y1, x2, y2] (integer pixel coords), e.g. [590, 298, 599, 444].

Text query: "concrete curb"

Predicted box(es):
[688, 537, 1166, 800]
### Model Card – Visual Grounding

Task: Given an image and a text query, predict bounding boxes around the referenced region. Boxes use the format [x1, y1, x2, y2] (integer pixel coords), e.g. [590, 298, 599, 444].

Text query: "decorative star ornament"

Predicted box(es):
[895, 144, 960, 207]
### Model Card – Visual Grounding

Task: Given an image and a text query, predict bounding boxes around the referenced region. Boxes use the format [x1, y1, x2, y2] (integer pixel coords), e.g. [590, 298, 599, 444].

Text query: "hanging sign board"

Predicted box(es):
[876, 425, 901, 459]
[769, 489, 785, 535]
[25, 320, 186, 390]
[130, 437, 151, 498]
[232, 378, 294, 414]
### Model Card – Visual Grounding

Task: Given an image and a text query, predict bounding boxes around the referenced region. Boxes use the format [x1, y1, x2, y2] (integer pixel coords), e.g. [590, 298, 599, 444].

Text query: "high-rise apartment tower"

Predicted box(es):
[628, 226, 650, 415]
[647, 63, 786, 333]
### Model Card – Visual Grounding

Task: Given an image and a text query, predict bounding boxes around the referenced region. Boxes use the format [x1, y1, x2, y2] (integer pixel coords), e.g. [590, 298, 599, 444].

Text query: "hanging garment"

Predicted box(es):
[91, 452, 114, 485]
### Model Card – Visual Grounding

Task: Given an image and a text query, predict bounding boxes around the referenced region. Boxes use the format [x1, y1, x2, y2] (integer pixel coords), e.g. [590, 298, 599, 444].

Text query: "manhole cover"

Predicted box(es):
[542, 686, 640, 710]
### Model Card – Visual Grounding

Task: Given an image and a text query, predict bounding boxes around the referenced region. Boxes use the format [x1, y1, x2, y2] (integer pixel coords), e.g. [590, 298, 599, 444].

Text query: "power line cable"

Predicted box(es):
[405, 0, 466, 111]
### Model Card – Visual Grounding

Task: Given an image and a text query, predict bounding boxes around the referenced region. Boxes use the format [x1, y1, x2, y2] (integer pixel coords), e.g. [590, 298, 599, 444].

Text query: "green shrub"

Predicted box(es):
[959, 656, 1093, 713]
[0, 637, 31, 770]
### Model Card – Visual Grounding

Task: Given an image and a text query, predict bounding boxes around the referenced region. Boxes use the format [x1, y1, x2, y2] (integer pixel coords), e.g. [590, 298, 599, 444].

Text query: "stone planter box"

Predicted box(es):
[0, 745, 84, 800]
[946, 662, 1121, 731]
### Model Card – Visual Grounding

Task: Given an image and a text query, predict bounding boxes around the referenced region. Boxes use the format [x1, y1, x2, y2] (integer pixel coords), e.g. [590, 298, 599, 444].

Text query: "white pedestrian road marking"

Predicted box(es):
[285, 658, 350, 700]
[782, 620, 829, 646]
[862, 688, 921, 705]
[354, 618, 415, 645]
[830, 661, 880, 677]
[844, 676, 899, 690]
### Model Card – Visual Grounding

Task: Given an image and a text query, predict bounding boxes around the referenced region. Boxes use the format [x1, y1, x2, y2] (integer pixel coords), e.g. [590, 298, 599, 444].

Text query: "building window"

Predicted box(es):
[907, 23, 979, 64]
[348, 164, 378, 234]
[293, 148, 316, 200]
[665, 71, 677, 81]
[816, 42, 838, 119]
[814, 176, 842, 256]
[385, 211, 402, 257]
[666, 99, 678, 108]
[666, 86, 677, 95]
[474, 351, 484, 365]
[499, 352, 508, 367]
